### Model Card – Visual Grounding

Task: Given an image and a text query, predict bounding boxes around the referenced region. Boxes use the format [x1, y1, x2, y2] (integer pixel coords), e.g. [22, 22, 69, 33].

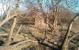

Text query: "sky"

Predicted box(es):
[60, 0, 79, 13]
[0, 0, 79, 17]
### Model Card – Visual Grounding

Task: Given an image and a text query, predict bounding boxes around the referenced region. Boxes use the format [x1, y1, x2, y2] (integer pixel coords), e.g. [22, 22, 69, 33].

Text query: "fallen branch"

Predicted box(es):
[6, 18, 17, 45]
[13, 40, 38, 47]
[62, 14, 79, 50]
[0, 14, 17, 28]
[0, 33, 8, 36]
[14, 25, 22, 39]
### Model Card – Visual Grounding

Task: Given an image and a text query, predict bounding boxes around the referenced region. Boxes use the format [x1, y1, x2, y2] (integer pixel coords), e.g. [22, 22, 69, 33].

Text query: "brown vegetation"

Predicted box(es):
[0, 2, 79, 50]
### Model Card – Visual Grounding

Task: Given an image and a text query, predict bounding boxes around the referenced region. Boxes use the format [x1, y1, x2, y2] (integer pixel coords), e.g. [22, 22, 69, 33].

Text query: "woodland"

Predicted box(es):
[0, 0, 79, 50]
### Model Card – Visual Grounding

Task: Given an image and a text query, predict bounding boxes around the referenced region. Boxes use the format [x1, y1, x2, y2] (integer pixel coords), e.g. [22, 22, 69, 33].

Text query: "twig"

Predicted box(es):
[69, 32, 79, 41]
